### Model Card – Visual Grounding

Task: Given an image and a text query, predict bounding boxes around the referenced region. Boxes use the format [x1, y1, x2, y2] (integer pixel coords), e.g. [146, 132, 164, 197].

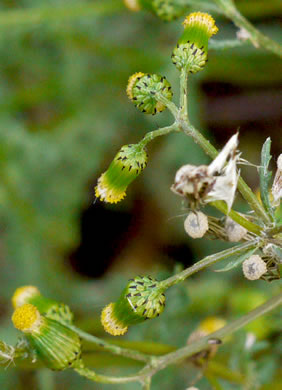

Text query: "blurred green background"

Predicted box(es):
[0, 0, 281, 389]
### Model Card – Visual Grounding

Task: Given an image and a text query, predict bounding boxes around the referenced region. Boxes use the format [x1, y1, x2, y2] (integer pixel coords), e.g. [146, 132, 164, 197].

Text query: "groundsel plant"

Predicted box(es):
[1, 4, 282, 389]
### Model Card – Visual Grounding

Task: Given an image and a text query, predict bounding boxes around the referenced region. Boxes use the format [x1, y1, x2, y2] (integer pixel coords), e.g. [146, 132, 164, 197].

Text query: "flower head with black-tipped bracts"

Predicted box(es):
[172, 12, 218, 73]
[101, 275, 165, 336]
[127, 72, 173, 115]
[12, 304, 81, 370]
[95, 144, 148, 203]
[12, 285, 73, 325]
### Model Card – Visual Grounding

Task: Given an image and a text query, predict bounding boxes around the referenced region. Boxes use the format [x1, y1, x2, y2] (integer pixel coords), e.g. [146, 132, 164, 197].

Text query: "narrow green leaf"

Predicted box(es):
[259, 137, 275, 221]
[214, 247, 257, 273]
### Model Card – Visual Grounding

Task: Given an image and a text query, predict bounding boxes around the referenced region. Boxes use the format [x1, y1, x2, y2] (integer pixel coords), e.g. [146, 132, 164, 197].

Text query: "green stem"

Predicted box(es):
[209, 38, 248, 50]
[178, 120, 271, 224]
[74, 362, 143, 384]
[214, 0, 282, 58]
[137, 123, 179, 149]
[210, 201, 263, 235]
[155, 94, 179, 118]
[179, 68, 188, 119]
[152, 292, 282, 370]
[0, 1, 123, 29]
[65, 324, 152, 363]
[160, 239, 259, 290]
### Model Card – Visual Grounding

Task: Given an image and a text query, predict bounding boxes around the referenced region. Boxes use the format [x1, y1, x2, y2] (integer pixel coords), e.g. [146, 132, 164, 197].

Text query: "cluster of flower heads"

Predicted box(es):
[94, 11, 218, 205]
[101, 275, 165, 335]
[11, 286, 81, 370]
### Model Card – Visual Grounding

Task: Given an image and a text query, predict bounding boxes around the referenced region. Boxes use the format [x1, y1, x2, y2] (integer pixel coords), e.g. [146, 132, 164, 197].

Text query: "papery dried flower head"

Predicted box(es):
[171, 134, 239, 210]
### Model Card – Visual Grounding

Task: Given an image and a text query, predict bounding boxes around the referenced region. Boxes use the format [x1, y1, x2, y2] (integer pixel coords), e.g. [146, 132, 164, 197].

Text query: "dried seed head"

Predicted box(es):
[171, 134, 239, 210]
[242, 255, 267, 281]
[225, 217, 247, 242]
[184, 211, 209, 238]
[272, 154, 282, 206]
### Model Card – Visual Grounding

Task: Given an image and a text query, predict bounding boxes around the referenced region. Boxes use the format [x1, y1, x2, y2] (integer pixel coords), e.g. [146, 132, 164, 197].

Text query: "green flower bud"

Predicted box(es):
[152, 0, 185, 21]
[101, 276, 165, 336]
[172, 12, 218, 72]
[127, 72, 173, 115]
[12, 286, 73, 325]
[12, 304, 81, 371]
[95, 144, 148, 203]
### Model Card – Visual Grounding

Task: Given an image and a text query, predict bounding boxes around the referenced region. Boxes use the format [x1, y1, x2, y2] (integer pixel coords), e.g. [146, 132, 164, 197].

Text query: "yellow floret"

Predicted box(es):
[12, 304, 41, 332]
[126, 72, 145, 100]
[101, 303, 128, 336]
[95, 173, 126, 204]
[183, 12, 218, 37]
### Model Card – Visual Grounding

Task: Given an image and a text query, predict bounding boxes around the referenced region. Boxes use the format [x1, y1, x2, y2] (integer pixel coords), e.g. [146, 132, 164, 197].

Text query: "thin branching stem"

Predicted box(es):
[160, 239, 260, 289]
[65, 325, 152, 363]
[214, 0, 282, 57]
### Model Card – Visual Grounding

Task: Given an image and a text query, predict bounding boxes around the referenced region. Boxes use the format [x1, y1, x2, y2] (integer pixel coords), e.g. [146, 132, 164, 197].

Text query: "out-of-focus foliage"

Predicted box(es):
[0, 0, 281, 389]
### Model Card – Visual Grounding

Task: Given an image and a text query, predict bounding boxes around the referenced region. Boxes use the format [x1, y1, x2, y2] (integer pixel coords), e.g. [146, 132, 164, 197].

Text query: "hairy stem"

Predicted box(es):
[137, 123, 179, 149]
[214, 0, 282, 58]
[65, 325, 152, 363]
[160, 239, 260, 289]
[151, 292, 282, 370]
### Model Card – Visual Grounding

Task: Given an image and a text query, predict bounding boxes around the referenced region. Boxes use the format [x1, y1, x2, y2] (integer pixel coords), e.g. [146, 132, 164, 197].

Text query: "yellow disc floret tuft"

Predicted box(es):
[126, 72, 145, 100]
[95, 173, 126, 204]
[183, 12, 218, 37]
[12, 304, 41, 333]
[101, 303, 128, 336]
[12, 285, 40, 308]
